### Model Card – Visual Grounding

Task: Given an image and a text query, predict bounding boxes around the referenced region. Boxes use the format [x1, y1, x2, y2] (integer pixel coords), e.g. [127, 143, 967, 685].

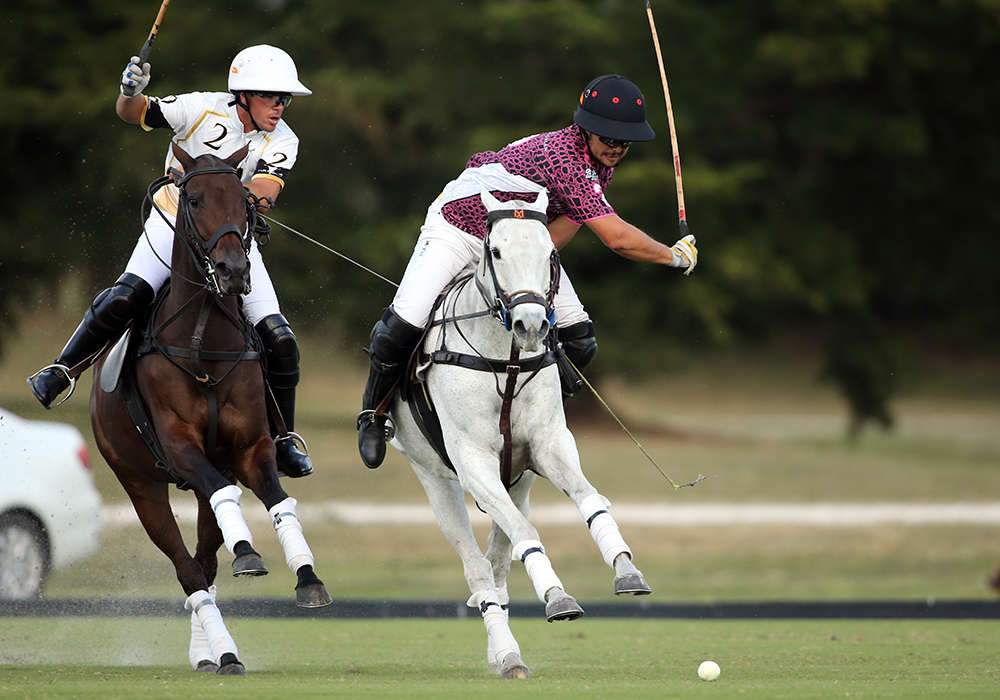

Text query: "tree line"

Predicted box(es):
[4, 1, 997, 432]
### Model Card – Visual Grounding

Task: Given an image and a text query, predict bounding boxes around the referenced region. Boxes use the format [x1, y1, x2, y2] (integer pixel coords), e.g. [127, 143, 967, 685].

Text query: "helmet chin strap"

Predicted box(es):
[230, 91, 265, 132]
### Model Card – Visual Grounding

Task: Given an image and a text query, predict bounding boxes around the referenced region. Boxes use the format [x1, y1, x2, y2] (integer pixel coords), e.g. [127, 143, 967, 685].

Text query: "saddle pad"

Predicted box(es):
[99, 329, 132, 394]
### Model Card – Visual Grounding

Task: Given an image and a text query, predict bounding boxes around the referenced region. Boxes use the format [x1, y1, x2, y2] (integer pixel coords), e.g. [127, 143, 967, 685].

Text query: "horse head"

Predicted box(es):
[169, 143, 253, 296]
[478, 189, 558, 353]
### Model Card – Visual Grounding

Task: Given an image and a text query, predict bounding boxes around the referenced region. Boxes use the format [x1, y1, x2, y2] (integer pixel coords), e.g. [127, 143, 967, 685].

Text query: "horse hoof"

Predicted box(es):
[614, 572, 652, 596]
[545, 594, 584, 622]
[232, 552, 268, 577]
[498, 652, 531, 679]
[195, 660, 219, 673]
[216, 653, 246, 675]
[295, 583, 333, 608]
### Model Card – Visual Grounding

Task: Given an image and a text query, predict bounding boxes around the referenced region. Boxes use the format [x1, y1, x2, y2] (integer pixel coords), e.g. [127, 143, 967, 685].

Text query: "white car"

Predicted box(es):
[0, 407, 102, 599]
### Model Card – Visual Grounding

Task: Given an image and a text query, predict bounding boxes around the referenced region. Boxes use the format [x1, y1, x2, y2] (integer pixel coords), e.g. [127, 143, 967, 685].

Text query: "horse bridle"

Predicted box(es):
[145, 163, 258, 296]
[475, 207, 561, 331]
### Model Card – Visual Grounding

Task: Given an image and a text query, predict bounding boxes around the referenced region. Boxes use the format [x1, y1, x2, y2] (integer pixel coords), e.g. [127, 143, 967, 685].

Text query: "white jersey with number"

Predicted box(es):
[140, 91, 299, 215]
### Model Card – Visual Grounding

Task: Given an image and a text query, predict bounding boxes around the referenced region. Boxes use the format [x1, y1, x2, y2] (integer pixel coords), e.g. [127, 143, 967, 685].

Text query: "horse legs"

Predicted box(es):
[412, 468, 529, 678]
[119, 479, 245, 673]
[237, 437, 331, 607]
[484, 472, 536, 610]
[531, 427, 652, 596]
[449, 442, 583, 622]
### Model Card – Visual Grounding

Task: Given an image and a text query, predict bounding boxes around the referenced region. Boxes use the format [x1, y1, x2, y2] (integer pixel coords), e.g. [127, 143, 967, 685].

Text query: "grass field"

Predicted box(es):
[2, 617, 999, 698]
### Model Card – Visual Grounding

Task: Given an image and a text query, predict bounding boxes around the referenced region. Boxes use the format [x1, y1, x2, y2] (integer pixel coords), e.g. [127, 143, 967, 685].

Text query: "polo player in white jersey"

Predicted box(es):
[28, 45, 315, 478]
[357, 74, 699, 469]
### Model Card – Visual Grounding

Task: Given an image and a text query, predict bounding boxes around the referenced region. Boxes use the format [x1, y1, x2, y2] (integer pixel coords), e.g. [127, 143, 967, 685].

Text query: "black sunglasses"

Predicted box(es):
[598, 135, 631, 149]
[249, 91, 293, 107]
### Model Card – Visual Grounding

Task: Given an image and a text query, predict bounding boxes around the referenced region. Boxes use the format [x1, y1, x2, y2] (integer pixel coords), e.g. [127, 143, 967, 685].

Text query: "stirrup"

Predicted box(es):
[275, 431, 309, 455]
[356, 409, 396, 441]
[27, 364, 76, 408]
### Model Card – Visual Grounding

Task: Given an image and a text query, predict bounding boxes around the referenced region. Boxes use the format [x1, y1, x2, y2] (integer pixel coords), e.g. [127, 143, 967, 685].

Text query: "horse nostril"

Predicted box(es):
[513, 319, 527, 337]
[215, 261, 232, 280]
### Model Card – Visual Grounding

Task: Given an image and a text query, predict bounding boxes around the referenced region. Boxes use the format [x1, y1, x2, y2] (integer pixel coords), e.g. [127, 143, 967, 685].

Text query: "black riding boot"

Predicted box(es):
[256, 314, 313, 478]
[357, 307, 424, 469]
[555, 320, 598, 398]
[28, 273, 154, 409]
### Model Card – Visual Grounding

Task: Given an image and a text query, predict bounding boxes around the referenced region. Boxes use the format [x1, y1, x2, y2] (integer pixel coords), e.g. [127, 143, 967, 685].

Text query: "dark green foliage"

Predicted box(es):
[5, 1, 997, 431]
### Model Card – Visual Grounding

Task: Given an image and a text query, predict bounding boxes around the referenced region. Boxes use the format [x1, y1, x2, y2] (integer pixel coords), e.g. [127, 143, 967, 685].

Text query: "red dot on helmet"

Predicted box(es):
[612, 96, 620, 104]
[591, 90, 598, 97]
[637, 98, 643, 105]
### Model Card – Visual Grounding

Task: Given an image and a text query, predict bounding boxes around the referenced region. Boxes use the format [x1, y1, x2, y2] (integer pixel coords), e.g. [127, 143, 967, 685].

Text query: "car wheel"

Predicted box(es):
[0, 512, 51, 600]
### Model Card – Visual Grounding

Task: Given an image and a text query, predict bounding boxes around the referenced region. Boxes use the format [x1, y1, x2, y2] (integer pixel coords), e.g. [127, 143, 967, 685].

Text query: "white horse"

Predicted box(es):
[389, 189, 651, 679]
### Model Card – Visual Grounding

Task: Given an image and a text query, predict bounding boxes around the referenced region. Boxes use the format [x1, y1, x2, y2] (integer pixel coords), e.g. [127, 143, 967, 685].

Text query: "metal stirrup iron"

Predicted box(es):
[26, 364, 77, 408]
[275, 431, 310, 455]
[356, 409, 396, 441]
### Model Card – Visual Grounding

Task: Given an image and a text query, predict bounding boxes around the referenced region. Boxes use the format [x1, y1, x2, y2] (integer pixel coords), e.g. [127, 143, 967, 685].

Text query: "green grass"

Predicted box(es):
[2, 618, 999, 698]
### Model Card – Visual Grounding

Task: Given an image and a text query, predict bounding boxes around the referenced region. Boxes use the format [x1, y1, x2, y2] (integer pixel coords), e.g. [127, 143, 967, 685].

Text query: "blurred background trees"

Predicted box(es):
[4, 0, 997, 432]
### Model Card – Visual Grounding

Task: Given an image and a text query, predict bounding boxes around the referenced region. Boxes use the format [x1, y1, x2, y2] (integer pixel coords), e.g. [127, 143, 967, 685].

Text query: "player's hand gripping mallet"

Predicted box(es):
[645, 1, 689, 240]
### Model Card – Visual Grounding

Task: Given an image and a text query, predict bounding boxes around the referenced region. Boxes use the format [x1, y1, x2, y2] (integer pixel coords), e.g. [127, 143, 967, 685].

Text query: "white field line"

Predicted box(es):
[101, 501, 1000, 530]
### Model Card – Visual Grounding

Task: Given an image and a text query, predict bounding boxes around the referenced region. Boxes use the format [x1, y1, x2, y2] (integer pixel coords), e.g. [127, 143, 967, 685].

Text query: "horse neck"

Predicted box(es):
[159, 230, 244, 348]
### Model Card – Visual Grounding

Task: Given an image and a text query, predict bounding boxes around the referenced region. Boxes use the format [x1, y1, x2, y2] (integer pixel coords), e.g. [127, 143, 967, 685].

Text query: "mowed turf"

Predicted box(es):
[2, 618, 999, 698]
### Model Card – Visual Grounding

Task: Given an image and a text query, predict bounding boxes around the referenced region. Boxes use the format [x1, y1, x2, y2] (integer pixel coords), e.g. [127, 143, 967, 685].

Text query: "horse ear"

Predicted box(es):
[533, 189, 549, 213]
[224, 144, 250, 169]
[480, 187, 502, 211]
[170, 142, 195, 171]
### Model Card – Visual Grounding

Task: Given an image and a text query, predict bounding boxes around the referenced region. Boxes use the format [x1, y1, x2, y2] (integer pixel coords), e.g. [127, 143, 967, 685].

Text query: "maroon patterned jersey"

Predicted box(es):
[432, 125, 616, 239]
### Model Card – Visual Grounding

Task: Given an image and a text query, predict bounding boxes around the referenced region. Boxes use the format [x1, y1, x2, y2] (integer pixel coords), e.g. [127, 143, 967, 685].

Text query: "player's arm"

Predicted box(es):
[248, 178, 282, 210]
[547, 215, 581, 250]
[587, 214, 698, 272]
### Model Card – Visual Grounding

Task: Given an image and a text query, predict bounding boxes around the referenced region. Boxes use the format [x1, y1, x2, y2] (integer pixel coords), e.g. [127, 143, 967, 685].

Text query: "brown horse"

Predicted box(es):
[90, 143, 330, 675]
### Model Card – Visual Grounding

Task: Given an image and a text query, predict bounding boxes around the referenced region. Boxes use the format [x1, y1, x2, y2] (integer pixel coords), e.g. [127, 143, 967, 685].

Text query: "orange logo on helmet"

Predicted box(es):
[513, 210, 525, 219]
[231, 67, 239, 73]
[579, 92, 584, 104]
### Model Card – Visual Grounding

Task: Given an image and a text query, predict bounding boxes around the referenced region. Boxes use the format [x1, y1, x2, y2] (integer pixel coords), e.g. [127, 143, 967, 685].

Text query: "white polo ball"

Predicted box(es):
[698, 660, 721, 681]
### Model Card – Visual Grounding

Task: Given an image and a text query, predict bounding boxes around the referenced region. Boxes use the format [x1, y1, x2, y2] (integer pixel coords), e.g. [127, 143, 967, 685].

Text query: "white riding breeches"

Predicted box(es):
[123, 210, 280, 325]
[391, 213, 590, 329]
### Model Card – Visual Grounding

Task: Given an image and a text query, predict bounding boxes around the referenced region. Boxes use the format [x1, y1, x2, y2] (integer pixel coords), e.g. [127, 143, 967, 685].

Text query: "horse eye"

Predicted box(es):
[187, 195, 200, 208]
[491, 247, 501, 260]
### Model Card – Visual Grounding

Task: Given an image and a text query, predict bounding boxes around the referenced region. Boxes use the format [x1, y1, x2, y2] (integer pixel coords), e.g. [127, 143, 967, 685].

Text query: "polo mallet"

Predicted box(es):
[645, 1, 688, 240]
[138, 0, 172, 63]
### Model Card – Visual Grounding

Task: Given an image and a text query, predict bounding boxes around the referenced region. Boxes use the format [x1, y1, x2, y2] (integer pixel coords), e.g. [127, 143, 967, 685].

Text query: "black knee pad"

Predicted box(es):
[256, 313, 300, 389]
[369, 307, 424, 367]
[558, 320, 597, 369]
[89, 273, 155, 332]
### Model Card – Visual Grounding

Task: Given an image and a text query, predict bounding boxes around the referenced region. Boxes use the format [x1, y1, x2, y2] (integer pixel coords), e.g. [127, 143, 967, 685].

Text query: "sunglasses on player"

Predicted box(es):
[597, 135, 631, 150]
[249, 91, 293, 107]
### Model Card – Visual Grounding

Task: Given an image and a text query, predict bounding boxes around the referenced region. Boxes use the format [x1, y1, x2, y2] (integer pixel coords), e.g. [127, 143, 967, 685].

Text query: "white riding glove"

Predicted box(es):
[668, 233, 698, 275]
[120, 56, 151, 97]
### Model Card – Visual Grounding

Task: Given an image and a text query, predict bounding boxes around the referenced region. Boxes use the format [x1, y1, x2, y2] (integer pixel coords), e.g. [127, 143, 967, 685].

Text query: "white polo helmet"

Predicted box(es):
[228, 44, 311, 96]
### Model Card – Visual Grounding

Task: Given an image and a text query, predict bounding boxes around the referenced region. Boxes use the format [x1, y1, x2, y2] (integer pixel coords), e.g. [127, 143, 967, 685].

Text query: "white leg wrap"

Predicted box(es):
[512, 539, 563, 603]
[268, 497, 315, 572]
[188, 585, 216, 669]
[184, 588, 238, 664]
[579, 493, 631, 567]
[209, 484, 253, 555]
[469, 589, 520, 667]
